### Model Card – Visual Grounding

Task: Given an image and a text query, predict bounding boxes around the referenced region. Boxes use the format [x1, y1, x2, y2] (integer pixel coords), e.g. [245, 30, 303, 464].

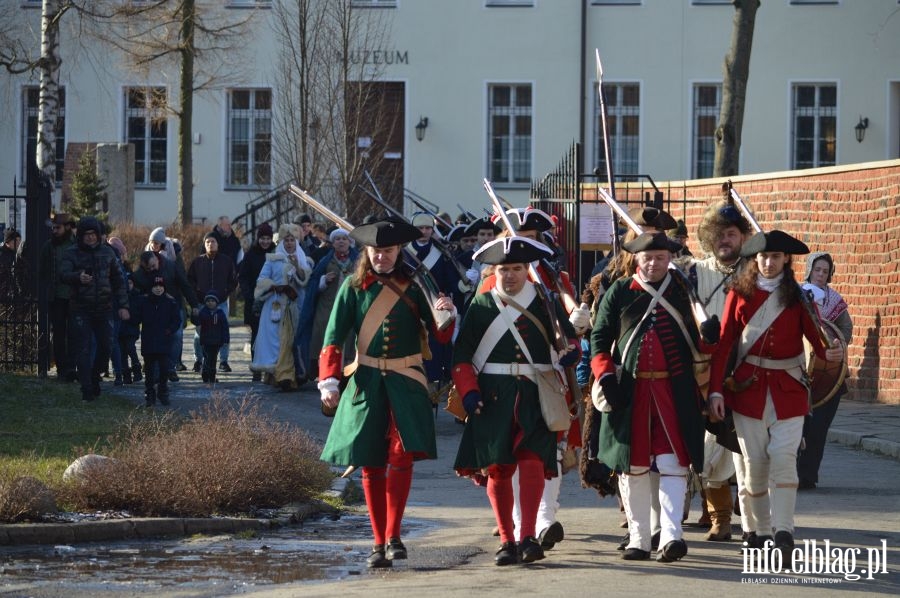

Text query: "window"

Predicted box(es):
[692, 0, 730, 4]
[125, 86, 168, 187]
[21, 86, 66, 184]
[487, 84, 532, 185]
[591, 1, 641, 5]
[350, 0, 398, 7]
[486, 1, 534, 6]
[227, 89, 272, 188]
[792, 84, 836, 169]
[594, 82, 639, 178]
[692, 84, 721, 179]
[790, 1, 838, 4]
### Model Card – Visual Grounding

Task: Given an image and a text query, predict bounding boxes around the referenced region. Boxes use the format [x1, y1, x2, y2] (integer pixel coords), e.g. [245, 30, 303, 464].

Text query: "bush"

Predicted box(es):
[56, 395, 333, 517]
[0, 472, 57, 522]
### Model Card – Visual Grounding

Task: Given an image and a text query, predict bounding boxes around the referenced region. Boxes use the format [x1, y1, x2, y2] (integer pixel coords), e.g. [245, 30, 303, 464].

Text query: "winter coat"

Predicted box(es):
[119, 287, 143, 339]
[238, 243, 274, 323]
[39, 232, 75, 300]
[208, 225, 242, 266]
[59, 217, 127, 315]
[132, 256, 198, 308]
[192, 305, 231, 347]
[187, 252, 237, 304]
[134, 291, 181, 355]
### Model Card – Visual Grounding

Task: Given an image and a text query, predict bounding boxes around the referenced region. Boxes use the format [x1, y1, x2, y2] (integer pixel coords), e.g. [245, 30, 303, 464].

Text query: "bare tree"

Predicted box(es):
[88, 0, 260, 224]
[713, 0, 760, 177]
[272, 0, 397, 221]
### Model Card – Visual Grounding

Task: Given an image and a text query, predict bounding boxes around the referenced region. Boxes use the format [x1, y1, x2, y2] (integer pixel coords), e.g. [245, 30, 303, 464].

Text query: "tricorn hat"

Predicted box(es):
[350, 217, 421, 248]
[622, 232, 683, 254]
[739, 230, 810, 257]
[446, 224, 467, 243]
[464, 216, 502, 237]
[628, 206, 678, 231]
[493, 207, 554, 233]
[473, 236, 553, 265]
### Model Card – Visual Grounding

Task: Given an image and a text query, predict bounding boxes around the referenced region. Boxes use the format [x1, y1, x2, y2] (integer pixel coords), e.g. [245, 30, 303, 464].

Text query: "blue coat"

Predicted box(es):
[134, 292, 182, 355]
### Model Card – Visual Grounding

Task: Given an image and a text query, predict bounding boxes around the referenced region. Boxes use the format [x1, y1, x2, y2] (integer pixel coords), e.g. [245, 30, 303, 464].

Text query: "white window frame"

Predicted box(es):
[593, 81, 640, 179]
[486, 0, 535, 6]
[486, 83, 533, 187]
[20, 85, 66, 185]
[226, 88, 273, 190]
[591, 1, 641, 5]
[791, 82, 838, 170]
[691, 83, 722, 179]
[124, 86, 168, 189]
[226, 0, 273, 8]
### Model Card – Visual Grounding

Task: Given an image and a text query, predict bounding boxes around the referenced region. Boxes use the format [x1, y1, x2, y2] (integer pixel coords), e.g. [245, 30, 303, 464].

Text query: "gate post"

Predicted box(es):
[26, 166, 52, 377]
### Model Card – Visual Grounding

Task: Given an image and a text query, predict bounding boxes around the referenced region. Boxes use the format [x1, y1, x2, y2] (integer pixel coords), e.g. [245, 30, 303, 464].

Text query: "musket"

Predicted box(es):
[359, 174, 471, 284]
[404, 192, 453, 231]
[595, 184, 711, 326]
[289, 184, 454, 331]
[457, 203, 478, 222]
[724, 182, 834, 349]
[483, 178, 580, 419]
[595, 49, 621, 257]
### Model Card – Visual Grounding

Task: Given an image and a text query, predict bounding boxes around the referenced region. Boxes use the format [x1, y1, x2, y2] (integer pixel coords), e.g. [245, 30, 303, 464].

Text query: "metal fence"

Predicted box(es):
[0, 298, 39, 374]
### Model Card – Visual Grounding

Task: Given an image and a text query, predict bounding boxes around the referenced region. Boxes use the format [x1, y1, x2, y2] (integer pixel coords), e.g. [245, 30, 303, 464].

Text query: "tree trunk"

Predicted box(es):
[178, 0, 195, 225]
[37, 0, 64, 207]
[713, 0, 760, 178]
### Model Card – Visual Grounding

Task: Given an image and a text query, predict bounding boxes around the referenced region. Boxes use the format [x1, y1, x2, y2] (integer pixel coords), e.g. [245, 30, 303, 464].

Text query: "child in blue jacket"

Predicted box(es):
[134, 276, 181, 406]
[192, 292, 230, 383]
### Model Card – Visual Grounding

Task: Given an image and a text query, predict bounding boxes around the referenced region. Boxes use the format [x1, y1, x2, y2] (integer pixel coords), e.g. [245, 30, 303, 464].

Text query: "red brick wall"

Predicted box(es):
[614, 160, 900, 405]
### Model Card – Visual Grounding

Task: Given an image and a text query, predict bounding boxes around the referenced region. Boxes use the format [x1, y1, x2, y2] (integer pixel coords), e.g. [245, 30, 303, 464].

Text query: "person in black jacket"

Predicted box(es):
[191, 291, 231, 384]
[237, 223, 275, 381]
[118, 275, 143, 384]
[188, 233, 238, 373]
[134, 276, 181, 406]
[59, 217, 129, 402]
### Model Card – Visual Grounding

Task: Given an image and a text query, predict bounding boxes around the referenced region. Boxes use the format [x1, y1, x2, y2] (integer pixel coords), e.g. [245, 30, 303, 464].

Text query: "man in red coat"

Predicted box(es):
[708, 230, 844, 558]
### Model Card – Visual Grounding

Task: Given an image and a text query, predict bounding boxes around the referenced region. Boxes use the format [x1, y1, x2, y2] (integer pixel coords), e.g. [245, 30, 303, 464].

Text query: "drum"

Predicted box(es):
[804, 319, 848, 409]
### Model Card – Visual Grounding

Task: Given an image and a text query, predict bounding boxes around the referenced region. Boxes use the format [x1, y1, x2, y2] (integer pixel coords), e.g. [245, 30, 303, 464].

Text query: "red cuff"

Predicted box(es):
[432, 319, 455, 344]
[319, 345, 344, 380]
[591, 352, 615, 379]
[452, 362, 480, 398]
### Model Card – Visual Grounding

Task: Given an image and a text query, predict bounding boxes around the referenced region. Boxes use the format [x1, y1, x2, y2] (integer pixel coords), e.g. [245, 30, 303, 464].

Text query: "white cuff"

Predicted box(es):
[708, 392, 724, 402]
[317, 377, 339, 393]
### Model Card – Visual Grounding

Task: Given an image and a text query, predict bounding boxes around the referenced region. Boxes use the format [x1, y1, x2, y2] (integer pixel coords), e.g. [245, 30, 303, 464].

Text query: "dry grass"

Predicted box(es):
[53, 395, 334, 518]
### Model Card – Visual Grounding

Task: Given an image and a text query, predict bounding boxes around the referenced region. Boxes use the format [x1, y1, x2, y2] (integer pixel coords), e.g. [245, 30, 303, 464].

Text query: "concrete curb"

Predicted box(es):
[827, 427, 900, 460]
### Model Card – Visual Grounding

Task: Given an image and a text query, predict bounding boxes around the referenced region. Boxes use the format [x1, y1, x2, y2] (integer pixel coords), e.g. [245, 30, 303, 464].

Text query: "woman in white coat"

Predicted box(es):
[250, 224, 312, 390]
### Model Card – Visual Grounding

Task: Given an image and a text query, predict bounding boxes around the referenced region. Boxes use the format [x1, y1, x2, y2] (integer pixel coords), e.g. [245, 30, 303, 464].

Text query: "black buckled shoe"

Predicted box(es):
[657, 539, 688, 563]
[366, 545, 392, 569]
[774, 530, 794, 560]
[495, 542, 518, 566]
[539, 521, 564, 550]
[617, 531, 630, 551]
[385, 538, 407, 560]
[518, 536, 545, 563]
[622, 548, 651, 561]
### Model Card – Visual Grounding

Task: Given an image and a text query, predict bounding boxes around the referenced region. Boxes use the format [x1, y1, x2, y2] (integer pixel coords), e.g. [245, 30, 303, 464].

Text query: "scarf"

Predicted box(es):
[756, 271, 783, 293]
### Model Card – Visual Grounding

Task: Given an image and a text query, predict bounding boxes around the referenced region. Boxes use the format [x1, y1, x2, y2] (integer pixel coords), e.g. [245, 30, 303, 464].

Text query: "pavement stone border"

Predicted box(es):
[828, 428, 900, 460]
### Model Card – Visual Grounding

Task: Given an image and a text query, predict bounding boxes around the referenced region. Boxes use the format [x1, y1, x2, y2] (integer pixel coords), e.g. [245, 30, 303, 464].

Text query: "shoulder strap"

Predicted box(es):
[494, 287, 551, 346]
[736, 290, 785, 366]
[343, 279, 410, 377]
[632, 274, 702, 362]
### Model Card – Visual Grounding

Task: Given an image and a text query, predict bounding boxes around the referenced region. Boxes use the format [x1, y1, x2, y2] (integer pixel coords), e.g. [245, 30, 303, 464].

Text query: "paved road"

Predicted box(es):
[3, 326, 900, 597]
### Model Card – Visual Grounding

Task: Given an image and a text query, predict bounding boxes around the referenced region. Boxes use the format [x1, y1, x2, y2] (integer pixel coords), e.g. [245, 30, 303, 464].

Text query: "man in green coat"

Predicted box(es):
[590, 232, 719, 563]
[452, 236, 580, 567]
[318, 218, 457, 569]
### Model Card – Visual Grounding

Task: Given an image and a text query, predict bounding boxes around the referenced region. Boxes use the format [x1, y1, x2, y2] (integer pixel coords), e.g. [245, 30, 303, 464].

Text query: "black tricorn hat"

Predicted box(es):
[350, 217, 421, 248]
[446, 224, 467, 243]
[739, 230, 810, 257]
[628, 206, 678, 230]
[464, 216, 502, 237]
[493, 207, 554, 233]
[622, 232, 682, 254]
[473, 236, 553, 265]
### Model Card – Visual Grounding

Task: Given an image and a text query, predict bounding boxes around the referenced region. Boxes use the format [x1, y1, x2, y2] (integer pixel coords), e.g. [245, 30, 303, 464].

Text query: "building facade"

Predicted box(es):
[2, 0, 898, 227]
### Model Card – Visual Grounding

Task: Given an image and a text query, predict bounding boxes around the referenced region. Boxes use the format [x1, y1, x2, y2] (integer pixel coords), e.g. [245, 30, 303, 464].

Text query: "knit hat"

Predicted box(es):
[149, 227, 167, 244]
[204, 291, 220, 304]
[151, 276, 166, 290]
[257, 222, 274, 238]
[4, 229, 21, 243]
[329, 228, 350, 243]
[107, 236, 126, 256]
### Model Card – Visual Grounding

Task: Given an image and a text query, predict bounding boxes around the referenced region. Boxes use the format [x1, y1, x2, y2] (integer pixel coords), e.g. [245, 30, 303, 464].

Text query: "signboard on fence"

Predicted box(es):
[579, 201, 614, 251]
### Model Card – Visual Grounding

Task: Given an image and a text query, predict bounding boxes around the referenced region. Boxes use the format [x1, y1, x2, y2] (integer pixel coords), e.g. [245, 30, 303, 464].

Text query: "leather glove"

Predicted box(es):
[463, 391, 483, 416]
[557, 344, 580, 368]
[568, 303, 592, 335]
[700, 315, 721, 345]
[600, 374, 627, 411]
[465, 268, 480, 285]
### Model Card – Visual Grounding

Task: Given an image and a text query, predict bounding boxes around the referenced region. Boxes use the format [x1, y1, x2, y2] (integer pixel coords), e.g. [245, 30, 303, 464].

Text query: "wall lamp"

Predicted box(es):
[854, 116, 869, 143]
[415, 116, 429, 142]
